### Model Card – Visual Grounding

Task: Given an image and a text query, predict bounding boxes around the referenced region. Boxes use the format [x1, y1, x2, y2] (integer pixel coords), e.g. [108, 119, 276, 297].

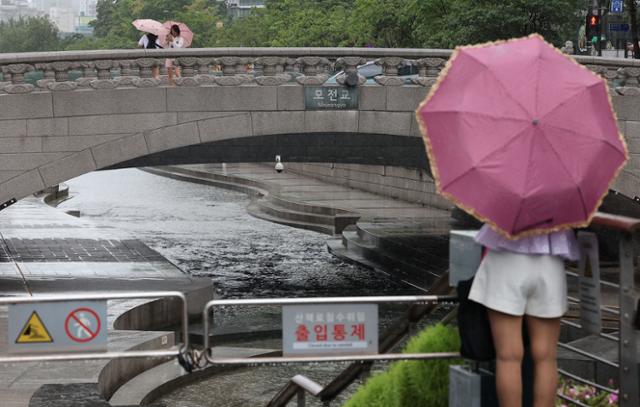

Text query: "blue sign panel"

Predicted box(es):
[611, 0, 623, 13]
[610, 23, 630, 32]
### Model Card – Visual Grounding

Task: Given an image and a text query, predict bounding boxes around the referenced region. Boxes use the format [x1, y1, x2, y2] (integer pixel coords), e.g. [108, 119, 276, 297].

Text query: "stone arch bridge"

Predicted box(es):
[0, 48, 639, 208]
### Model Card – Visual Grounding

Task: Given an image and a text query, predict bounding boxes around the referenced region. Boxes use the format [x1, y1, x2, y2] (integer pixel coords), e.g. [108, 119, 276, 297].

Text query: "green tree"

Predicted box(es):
[443, 0, 583, 47]
[347, 0, 417, 47]
[0, 16, 61, 52]
[175, 0, 224, 47]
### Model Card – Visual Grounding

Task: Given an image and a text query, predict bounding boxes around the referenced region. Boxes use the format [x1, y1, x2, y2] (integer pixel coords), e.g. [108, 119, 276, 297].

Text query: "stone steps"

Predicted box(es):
[109, 346, 277, 406]
[329, 222, 450, 291]
[248, 195, 360, 235]
[144, 166, 361, 236]
[247, 200, 336, 235]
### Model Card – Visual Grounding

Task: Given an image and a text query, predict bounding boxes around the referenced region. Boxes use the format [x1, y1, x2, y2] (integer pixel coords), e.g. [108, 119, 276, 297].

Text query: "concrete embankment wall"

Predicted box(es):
[285, 163, 451, 210]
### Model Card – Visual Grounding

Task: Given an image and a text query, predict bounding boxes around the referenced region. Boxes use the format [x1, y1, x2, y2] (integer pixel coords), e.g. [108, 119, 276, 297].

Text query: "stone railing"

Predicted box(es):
[0, 47, 639, 94]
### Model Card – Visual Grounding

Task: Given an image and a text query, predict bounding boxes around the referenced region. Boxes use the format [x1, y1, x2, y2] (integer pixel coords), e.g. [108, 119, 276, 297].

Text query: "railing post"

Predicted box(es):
[618, 233, 639, 407]
[296, 388, 305, 407]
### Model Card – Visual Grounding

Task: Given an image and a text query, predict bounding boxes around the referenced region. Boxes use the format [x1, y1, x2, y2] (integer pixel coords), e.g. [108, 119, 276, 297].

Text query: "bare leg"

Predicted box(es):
[525, 316, 561, 407]
[168, 67, 175, 85]
[152, 66, 159, 79]
[488, 309, 524, 407]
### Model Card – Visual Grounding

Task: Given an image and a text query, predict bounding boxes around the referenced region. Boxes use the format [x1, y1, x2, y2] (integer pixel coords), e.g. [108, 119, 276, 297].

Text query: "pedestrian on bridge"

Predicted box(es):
[165, 23, 187, 85]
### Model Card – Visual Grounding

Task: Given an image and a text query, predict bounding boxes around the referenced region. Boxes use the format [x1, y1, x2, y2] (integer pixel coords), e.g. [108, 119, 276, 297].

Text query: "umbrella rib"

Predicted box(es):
[540, 122, 626, 153]
[536, 129, 590, 220]
[462, 51, 532, 119]
[438, 122, 533, 191]
[422, 110, 529, 123]
[539, 82, 601, 122]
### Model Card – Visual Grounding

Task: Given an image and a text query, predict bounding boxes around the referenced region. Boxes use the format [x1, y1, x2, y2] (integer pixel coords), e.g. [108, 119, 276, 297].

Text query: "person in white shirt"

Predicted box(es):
[165, 25, 184, 85]
[137, 33, 162, 78]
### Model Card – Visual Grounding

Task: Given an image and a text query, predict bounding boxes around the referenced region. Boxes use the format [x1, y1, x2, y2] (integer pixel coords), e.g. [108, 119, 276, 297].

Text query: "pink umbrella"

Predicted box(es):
[132, 19, 169, 38]
[163, 20, 193, 48]
[416, 34, 628, 238]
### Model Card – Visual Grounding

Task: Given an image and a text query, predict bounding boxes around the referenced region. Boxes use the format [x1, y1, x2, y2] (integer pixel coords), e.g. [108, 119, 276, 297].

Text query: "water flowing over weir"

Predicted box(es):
[56, 168, 450, 406]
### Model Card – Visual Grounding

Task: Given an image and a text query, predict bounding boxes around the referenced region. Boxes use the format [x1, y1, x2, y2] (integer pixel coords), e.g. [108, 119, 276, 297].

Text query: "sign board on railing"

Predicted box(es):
[577, 232, 602, 335]
[8, 301, 107, 353]
[304, 86, 359, 110]
[282, 304, 378, 356]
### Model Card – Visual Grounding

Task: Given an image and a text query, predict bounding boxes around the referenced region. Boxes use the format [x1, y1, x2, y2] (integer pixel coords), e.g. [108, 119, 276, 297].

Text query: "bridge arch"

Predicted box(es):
[0, 48, 639, 206]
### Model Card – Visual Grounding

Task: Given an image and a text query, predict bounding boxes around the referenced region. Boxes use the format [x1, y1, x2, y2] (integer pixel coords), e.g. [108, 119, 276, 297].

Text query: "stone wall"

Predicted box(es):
[285, 162, 451, 210]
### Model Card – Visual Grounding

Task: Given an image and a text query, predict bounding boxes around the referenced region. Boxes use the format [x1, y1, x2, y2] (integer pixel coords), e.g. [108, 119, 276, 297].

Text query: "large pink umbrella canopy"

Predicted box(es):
[416, 34, 628, 238]
[163, 21, 193, 48]
[132, 19, 169, 38]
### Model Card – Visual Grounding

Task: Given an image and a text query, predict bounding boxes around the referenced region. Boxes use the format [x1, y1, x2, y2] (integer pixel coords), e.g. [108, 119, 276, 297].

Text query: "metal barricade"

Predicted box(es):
[0, 291, 188, 363]
[200, 294, 459, 366]
[556, 213, 639, 407]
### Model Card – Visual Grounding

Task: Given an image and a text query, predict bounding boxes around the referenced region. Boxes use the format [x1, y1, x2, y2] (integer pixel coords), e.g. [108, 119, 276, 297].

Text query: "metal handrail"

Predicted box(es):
[590, 213, 640, 407]
[567, 295, 620, 316]
[0, 291, 188, 363]
[560, 319, 619, 342]
[558, 368, 618, 395]
[201, 294, 458, 366]
[566, 270, 620, 289]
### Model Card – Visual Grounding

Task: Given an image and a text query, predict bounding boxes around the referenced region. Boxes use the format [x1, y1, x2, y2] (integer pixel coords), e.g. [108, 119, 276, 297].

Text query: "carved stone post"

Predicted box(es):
[50, 61, 72, 82]
[254, 57, 288, 85]
[615, 67, 640, 95]
[133, 58, 161, 87]
[2, 64, 34, 93]
[120, 60, 137, 77]
[74, 61, 97, 88]
[295, 56, 330, 85]
[414, 57, 445, 86]
[374, 57, 406, 86]
[94, 60, 114, 80]
[135, 58, 157, 78]
[218, 57, 239, 76]
[4, 64, 32, 83]
[216, 57, 248, 86]
[336, 56, 366, 86]
[197, 58, 215, 75]
[34, 63, 55, 89]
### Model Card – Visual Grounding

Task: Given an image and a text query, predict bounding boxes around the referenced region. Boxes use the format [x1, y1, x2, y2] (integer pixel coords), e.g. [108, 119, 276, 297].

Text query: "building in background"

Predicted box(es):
[0, 0, 43, 22]
[0, 0, 96, 33]
[225, 0, 265, 19]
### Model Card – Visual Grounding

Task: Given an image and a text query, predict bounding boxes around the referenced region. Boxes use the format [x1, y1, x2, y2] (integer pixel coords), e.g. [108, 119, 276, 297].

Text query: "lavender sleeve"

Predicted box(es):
[474, 224, 580, 261]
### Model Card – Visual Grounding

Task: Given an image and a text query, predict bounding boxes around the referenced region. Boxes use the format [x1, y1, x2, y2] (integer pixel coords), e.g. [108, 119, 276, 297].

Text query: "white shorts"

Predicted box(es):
[468, 249, 568, 318]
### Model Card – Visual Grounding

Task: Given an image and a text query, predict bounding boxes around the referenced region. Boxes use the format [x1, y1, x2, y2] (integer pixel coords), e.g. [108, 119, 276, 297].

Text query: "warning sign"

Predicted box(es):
[15, 311, 53, 344]
[8, 300, 107, 354]
[65, 308, 101, 343]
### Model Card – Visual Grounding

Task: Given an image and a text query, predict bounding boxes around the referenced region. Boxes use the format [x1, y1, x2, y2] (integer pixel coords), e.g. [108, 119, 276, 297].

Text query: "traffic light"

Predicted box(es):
[586, 12, 601, 41]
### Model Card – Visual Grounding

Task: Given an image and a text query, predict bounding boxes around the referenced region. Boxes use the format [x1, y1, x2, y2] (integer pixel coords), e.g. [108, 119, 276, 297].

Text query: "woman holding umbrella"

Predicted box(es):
[164, 22, 193, 85]
[132, 19, 167, 79]
[416, 34, 628, 406]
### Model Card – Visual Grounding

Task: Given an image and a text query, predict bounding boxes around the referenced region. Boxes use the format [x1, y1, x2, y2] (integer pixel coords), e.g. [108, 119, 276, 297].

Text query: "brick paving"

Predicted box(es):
[0, 238, 165, 263]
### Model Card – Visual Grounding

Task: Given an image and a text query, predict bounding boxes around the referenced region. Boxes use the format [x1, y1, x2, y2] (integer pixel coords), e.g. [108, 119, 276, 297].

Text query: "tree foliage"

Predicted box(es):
[0, 16, 61, 52]
[0, 1, 588, 52]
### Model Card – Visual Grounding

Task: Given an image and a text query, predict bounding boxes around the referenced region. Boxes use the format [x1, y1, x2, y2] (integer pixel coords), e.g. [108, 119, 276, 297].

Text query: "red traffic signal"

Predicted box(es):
[589, 15, 600, 26]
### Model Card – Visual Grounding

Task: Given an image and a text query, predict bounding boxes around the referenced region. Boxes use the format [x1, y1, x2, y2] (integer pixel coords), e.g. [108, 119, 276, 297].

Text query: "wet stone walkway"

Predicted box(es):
[0, 238, 165, 263]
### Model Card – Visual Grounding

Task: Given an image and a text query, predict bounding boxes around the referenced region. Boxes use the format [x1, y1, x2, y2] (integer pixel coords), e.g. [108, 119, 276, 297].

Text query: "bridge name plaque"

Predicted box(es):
[304, 86, 359, 110]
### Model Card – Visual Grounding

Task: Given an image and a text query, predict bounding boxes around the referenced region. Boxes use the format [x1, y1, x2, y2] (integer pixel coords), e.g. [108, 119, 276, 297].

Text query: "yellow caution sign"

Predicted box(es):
[15, 311, 53, 344]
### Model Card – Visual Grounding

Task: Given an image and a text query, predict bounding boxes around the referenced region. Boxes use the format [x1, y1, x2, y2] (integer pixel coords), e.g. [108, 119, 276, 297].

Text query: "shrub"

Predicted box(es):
[344, 323, 461, 407]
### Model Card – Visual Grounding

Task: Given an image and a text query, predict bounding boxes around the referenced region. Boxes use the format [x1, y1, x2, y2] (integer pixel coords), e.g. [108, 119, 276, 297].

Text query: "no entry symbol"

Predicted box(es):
[64, 308, 102, 343]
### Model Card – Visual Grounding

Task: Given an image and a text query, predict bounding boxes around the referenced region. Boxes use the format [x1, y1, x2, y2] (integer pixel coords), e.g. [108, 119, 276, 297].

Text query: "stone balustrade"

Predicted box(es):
[1, 48, 639, 94]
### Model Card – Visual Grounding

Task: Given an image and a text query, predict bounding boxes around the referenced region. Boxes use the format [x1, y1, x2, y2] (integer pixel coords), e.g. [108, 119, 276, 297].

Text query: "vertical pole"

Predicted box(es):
[597, 3, 603, 56]
[618, 233, 639, 407]
[297, 388, 305, 407]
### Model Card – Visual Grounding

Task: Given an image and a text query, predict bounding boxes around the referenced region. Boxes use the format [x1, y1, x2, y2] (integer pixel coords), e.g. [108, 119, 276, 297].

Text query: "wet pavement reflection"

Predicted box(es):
[58, 168, 425, 406]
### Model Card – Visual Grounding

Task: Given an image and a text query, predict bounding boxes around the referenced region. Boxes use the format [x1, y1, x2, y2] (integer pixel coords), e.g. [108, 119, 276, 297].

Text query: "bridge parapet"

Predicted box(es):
[1, 48, 640, 209]
[0, 48, 639, 94]
[0, 48, 455, 93]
